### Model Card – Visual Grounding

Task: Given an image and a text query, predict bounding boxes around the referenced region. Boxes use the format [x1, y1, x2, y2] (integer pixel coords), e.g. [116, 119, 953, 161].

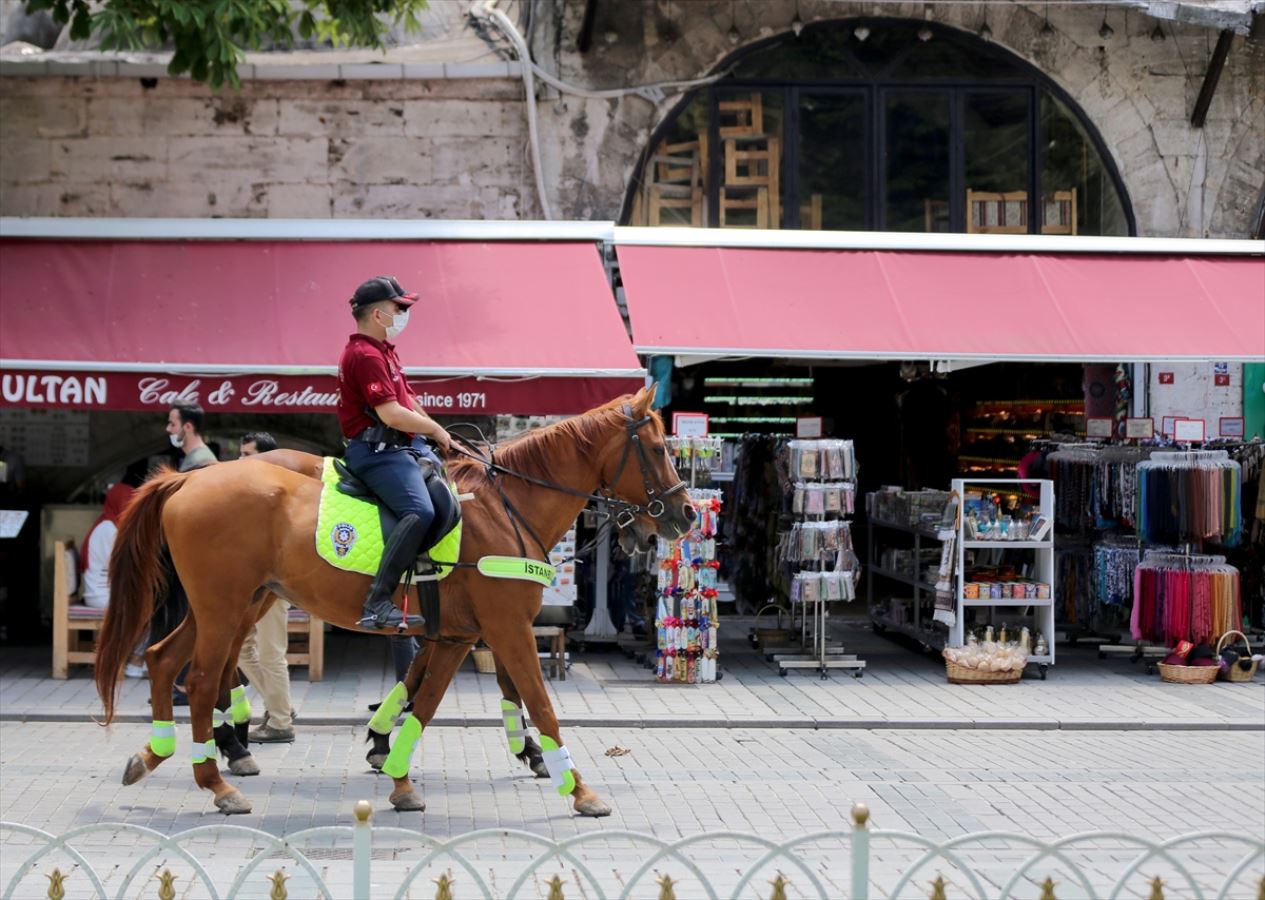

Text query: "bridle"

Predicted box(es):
[598, 402, 690, 529]
[447, 403, 689, 558]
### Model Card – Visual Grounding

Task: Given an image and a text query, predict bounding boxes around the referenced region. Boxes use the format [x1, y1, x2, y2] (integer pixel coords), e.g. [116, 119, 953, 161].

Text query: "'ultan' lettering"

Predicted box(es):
[1, 374, 107, 406]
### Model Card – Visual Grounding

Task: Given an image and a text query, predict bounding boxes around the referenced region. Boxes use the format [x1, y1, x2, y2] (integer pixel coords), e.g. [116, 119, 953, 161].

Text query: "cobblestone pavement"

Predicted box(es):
[3, 620, 1264, 731]
[2, 722, 1261, 898]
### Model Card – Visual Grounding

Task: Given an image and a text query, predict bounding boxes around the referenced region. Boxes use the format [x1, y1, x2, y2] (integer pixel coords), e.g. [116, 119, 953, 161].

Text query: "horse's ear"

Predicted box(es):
[632, 384, 662, 417]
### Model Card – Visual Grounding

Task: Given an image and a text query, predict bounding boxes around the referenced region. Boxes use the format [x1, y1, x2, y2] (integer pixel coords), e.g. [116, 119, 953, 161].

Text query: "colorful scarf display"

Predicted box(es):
[1130, 552, 1240, 645]
[1137, 452, 1242, 546]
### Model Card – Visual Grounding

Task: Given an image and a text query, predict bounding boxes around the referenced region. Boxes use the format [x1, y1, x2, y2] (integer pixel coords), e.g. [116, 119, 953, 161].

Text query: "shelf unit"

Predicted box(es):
[866, 518, 949, 651]
[951, 478, 1056, 677]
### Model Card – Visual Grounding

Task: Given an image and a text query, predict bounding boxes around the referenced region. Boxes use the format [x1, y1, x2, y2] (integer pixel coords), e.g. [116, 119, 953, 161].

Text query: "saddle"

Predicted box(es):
[316, 456, 462, 638]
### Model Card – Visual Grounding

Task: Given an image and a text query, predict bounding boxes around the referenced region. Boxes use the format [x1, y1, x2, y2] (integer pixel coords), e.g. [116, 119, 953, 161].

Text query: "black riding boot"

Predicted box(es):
[357, 514, 427, 629]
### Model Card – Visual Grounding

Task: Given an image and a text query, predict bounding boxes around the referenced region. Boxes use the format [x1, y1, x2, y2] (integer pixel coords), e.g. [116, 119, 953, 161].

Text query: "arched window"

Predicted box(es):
[626, 19, 1133, 236]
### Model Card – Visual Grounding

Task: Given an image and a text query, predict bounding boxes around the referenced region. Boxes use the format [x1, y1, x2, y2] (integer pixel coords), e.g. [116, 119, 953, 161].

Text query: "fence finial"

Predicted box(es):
[547, 874, 566, 900]
[45, 869, 67, 900]
[657, 874, 677, 900]
[769, 873, 790, 900]
[434, 872, 455, 900]
[851, 803, 871, 828]
[354, 800, 372, 824]
[929, 875, 948, 900]
[269, 870, 289, 900]
[1039, 877, 1057, 900]
[157, 869, 177, 900]
[1148, 876, 1165, 900]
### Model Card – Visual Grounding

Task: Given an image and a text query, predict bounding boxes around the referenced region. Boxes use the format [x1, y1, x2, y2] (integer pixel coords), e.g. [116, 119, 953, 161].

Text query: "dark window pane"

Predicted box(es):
[716, 90, 785, 229]
[1041, 93, 1128, 236]
[798, 93, 867, 230]
[965, 92, 1030, 233]
[632, 92, 709, 227]
[884, 91, 950, 232]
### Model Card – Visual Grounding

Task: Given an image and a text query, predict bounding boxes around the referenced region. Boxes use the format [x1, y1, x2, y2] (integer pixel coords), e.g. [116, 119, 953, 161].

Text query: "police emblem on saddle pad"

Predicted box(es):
[315, 457, 461, 577]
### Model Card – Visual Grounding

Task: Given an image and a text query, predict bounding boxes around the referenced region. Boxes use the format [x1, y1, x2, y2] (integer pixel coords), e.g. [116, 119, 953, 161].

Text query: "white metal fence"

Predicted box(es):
[3, 802, 1261, 899]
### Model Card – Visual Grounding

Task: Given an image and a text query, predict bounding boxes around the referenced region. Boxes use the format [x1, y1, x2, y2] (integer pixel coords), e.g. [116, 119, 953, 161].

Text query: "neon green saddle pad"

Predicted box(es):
[315, 457, 461, 578]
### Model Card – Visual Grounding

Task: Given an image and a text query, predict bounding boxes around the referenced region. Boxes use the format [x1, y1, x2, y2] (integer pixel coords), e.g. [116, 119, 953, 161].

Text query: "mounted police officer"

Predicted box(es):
[338, 276, 453, 629]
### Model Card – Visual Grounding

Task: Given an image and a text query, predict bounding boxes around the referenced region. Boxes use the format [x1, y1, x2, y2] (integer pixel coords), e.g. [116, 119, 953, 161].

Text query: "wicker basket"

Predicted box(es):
[1215, 630, 1260, 683]
[1157, 661, 1219, 684]
[944, 659, 1023, 685]
[471, 647, 496, 674]
[752, 604, 795, 646]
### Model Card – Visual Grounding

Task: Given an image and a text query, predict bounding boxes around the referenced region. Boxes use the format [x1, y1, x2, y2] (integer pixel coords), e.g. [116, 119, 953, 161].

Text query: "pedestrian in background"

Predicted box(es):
[236, 432, 297, 742]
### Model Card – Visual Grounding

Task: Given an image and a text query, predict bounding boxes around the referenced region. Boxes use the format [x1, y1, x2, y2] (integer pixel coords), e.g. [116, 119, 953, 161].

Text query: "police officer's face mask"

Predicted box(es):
[378, 308, 409, 340]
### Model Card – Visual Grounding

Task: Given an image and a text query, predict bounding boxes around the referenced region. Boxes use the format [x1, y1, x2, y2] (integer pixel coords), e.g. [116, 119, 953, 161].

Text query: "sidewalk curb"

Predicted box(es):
[4, 712, 1262, 731]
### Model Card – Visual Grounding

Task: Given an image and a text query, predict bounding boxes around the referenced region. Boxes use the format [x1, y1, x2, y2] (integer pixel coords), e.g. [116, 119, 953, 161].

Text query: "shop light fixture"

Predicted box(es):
[1098, 15, 1114, 39]
[977, 21, 993, 41]
[791, 0, 804, 37]
[704, 377, 814, 387]
[711, 416, 798, 425]
[1151, 22, 1166, 41]
[703, 396, 815, 406]
[853, 25, 871, 42]
[1040, 3, 1054, 39]
[917, 25, 933, 42]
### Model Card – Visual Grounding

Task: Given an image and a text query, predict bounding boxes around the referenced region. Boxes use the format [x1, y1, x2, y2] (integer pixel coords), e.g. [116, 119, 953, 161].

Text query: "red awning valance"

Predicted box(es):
[616, 245, 1265, 363]
[0, 239, 643, 414]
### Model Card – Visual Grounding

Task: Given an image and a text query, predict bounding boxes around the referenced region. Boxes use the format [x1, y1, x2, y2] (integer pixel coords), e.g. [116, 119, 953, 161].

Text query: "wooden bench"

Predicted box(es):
[533, 625, 567, 681]
[52, 540, 325, 681]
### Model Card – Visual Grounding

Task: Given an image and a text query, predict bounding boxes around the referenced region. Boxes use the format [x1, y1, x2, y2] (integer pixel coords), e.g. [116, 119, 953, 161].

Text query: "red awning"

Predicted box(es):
[0, 239, 643, 414]
[616, 245, 1265, 363]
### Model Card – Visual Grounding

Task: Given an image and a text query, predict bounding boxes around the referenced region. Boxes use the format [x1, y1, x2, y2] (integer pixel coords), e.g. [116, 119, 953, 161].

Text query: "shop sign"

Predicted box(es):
[1158, 372, 1175, 385]
[671, 412, 710, 437]
[1161, 416, 1178, 437]
[1219, 417, 1245, 438]
[796, 416, 824, 438]
[1125, 417, 1154, 439]
[1173, 418, 1206, 443]
[1215, 373, 1231, 386]
[0, 370, 641, 416]
[1085, 417, 1113, 439]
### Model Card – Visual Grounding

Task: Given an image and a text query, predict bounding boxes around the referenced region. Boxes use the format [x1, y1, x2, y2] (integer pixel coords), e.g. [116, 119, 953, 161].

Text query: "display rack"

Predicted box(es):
[867, 518, 949, 650]
[951, 478, 1056, 679]
[769, 439, 866, 679]
[653, 487, 722, 683]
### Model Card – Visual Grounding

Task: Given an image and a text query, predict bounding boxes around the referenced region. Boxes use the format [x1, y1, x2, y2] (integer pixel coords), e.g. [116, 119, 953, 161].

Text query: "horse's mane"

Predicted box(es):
[449, 394, 659, 491]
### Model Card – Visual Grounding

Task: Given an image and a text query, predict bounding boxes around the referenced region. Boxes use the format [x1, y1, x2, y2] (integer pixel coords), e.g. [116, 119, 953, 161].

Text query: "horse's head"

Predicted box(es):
[597, 386, 695, 545]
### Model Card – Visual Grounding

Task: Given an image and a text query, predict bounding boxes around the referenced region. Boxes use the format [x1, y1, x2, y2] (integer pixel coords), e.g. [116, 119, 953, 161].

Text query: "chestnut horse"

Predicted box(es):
[95, 389, 690, 816]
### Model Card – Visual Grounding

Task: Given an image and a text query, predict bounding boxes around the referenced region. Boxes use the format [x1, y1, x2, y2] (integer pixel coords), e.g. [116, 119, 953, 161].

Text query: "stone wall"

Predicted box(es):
[1, 0, 1262, 236]
[0, 76, 538, 219]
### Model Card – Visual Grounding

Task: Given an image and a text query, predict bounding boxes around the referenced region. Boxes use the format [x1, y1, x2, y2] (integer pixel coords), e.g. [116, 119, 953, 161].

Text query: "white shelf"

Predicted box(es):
[952, 478, 1056, 673]
[963, 540, 1054, 549]
[961, 598, 1054, 607]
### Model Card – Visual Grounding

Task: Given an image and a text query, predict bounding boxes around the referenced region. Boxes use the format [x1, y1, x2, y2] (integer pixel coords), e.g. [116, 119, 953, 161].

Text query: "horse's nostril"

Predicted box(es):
[684, 504, 697, 522]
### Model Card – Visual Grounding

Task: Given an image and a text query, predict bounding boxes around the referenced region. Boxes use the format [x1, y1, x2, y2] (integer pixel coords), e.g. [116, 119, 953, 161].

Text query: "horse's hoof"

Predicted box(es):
[366, 753, 386, 771]
[121, 754, 149, 786]
[574, 797, 612, 818]
[229, 755, 261, 777]
[389, 790, 425, 812]
[529, 758, 549, 779]
[215, 791, 252, 815]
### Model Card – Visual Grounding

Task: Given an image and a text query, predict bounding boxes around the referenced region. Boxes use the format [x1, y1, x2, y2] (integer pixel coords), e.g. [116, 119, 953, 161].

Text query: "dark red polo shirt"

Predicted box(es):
[337, 334, 415, 438]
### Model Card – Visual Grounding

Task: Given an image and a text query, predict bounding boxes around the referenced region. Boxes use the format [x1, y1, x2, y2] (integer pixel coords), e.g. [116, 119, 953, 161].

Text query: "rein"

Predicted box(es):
[446, 405, 688, 560]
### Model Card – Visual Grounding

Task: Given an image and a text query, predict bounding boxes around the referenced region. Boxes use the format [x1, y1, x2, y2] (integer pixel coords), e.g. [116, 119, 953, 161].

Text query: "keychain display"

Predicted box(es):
[655, 489, 722, 684]
[666, 436, 726, 479]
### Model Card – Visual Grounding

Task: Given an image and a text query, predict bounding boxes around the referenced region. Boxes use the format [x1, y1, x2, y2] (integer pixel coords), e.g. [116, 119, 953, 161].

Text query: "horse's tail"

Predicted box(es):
[96, 468, 191, 725]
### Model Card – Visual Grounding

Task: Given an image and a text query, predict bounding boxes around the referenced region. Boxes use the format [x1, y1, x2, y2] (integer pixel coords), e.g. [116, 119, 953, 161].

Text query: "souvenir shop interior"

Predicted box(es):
[625, 356, 1265, 684]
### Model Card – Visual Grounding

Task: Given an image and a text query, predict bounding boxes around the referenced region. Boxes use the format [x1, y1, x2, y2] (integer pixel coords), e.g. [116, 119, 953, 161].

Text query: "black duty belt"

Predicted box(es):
[350, 425, 412, 447]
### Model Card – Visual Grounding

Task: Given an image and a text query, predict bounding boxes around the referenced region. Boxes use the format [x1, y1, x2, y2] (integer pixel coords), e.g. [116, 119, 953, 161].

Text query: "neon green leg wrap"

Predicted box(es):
[368, 682, 409, 735]
[539, 735, 577, 796]
[190, 738, 216, 765]
[501, 699, 527, 755]
[381, 716, 423, 779]
[150, 720, 176, 758]
[230, 685, 251, 725]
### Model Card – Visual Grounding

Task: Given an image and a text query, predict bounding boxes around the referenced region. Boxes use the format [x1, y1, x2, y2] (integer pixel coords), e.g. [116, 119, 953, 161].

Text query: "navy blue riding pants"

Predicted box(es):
[343, 437, 437, 536]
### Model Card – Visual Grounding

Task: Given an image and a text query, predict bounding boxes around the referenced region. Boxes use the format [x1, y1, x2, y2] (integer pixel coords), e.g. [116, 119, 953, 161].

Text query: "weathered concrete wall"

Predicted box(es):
[0, 76, 538, 218]
[537, 0, 1265, 237]
[1, 0, 1261, 235]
